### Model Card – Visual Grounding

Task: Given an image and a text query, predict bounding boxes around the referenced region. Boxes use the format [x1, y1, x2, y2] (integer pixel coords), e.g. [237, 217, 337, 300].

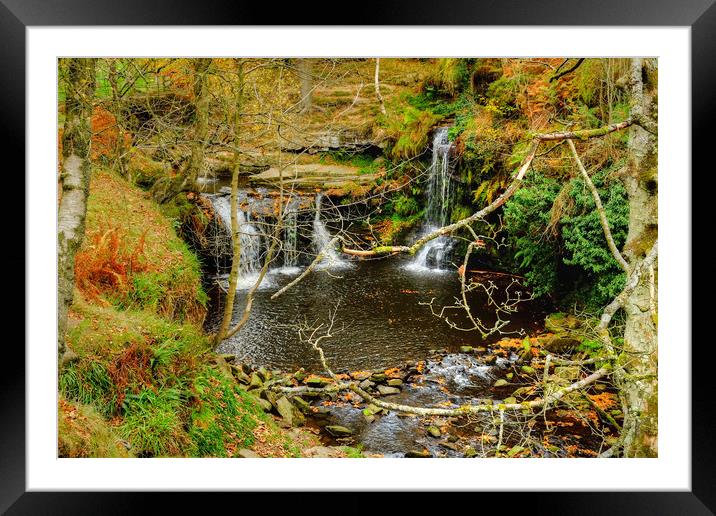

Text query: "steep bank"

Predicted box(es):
[59, 169, 334, 457]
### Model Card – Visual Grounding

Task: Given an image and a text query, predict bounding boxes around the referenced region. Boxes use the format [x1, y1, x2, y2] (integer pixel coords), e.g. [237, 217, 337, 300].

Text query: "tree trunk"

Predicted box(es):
[57, 58, 97, 360]
[215, 60, 244, 344]
[375, 58, 386, 115]
[151, 58, 211, 203]
[298, 59, 313, 113]
[620, 57, 659, 457]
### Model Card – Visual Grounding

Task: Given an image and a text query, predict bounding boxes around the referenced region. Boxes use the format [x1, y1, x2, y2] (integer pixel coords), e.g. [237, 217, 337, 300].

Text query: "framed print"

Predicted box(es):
[4, 0, 713, 513]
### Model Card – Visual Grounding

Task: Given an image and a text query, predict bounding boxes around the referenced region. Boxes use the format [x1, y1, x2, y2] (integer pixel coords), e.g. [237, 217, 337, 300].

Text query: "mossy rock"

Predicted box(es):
[544, 336, 582, 354]
[544, 313, 581, 333]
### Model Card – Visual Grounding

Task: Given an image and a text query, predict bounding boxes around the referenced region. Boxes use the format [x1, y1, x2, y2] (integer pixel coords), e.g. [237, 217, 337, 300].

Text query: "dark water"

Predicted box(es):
[211, 255, 544, 373]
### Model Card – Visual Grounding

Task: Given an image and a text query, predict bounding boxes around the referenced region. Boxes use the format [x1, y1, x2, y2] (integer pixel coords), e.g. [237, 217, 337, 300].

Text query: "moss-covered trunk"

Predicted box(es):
[620, 58, 659, 457]
[152, 58, 211, 203]
[58, 58, 97, 359]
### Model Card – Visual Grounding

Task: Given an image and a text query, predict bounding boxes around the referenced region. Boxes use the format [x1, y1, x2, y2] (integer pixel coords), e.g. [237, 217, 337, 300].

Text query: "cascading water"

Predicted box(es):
[283, 209, 299, 268]
[313, 193, 349, 269]
[206, 193, 274, 289]
[406, 127, 455, 272]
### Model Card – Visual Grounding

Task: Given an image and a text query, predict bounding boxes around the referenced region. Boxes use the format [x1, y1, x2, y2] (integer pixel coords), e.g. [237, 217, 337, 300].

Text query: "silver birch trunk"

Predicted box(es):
[58, 58, 97, 360]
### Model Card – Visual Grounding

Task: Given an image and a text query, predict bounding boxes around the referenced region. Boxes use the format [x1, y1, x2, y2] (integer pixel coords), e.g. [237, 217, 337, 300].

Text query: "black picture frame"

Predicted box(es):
[4, 1, 711, 513]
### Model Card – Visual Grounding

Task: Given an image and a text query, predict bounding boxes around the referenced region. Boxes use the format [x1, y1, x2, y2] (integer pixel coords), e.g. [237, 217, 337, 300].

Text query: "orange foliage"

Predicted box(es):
[74, 226, 148, 303]
[91, 106, 131, 161]
[107, 342, 154, 411]
[588, 392, 618, 411]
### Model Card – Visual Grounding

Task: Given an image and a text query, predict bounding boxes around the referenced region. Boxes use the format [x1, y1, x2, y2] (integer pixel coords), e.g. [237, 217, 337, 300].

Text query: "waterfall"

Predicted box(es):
[313, 193, 349, 269]
[425, 127, 454, 228]
[205, 193, 276, 289]
[277, 208, 302, 274]
[406, 127, 455, 273]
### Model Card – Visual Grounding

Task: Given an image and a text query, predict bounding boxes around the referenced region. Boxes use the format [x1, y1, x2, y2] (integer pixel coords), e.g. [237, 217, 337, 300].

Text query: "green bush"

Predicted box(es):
[503, 164, 628, 309]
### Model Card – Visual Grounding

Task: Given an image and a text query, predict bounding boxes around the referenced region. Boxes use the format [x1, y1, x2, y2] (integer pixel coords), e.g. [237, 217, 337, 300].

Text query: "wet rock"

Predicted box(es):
[231, 365, 252, 385]
[325, 425, 353, 437]
[363, 414, 376, 424]
[362, 404, 383, 416]
[483, 355, 497, 365]
[377, 385, 401, 396]
[441, 441, 461, 452]
[306, 376, 329, 388]
[427, 426, 442, 438]
[359, 379, 375, 390]
[292, 396, 311, 414]
[370, 373, 387, 383]
[276, 396, 304, 427]
[293, 369, 307, 382]
[405, 449, 432, 458]
[237, 449, 260, 458]
[256, 398, 273, 413]
[350, 371, 372, 381]
[248, 372, 263, 390]
[460, 346, 474, 353]
[494, 379, 509, 388]
[387, 378, 403, 387]
[311, 406, 332, 419]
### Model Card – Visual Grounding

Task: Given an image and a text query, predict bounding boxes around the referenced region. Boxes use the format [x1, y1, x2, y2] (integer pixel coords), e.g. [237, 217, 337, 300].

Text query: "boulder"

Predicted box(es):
[231, 365, 252, 385]
[293, 369, 307, 382]
[545, 313, 581, 333]
[276, 396, 304, 427]
[248, 372, 263, 390]
[359, 379, 375, 390]
[377, 385, 401, 396]
[291, 396, 311, 414]
[237, 449, 260, 458]
[325, 425, 353, 437]
[544, 336, 582, 354]
[256, 398, 273, 413]
[257, 366, 271, 382]
[306, 376, 329, 388]
[303, 446, 346, 458]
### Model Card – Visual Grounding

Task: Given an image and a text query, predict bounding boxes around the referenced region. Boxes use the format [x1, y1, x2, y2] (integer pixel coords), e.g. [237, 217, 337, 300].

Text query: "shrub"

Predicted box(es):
[503, 164, 628, 309]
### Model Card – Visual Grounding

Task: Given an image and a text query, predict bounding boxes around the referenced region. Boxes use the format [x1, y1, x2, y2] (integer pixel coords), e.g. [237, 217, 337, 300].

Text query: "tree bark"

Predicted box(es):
[215, 60, 244, 344]
[619, 57, 659, 457]
[58, 58, 97, 360]
[297, 59, 313, 113]
[151, 58, 211, 203]
[375, 58, 386, 115]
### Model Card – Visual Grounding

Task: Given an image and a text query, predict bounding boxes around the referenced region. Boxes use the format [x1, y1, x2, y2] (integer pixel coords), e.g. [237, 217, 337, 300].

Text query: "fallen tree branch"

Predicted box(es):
[341, 120, 636, 258]
[271, 236, 340, 299]
[567, 138, 629, 273]
[549, 58, 585, 82]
